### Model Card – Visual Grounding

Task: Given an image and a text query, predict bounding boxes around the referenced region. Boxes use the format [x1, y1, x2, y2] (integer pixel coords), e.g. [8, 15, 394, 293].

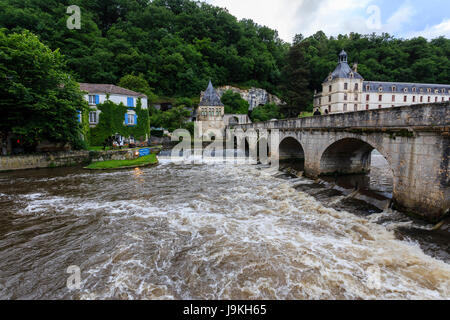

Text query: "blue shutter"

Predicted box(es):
[125, 113, 128, 125]
[77, 111, 82, 123]
[134, 114, 137, 126]
[95, 95, 100, 105]
[127, 97, 134, 107]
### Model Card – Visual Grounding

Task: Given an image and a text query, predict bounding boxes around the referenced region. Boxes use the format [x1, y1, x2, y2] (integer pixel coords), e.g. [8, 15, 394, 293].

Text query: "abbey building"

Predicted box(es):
[314, 50, 450, 114]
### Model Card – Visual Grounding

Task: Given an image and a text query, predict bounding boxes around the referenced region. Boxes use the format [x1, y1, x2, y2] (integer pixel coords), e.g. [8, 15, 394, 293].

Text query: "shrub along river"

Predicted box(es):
[0, 151, 448, 299]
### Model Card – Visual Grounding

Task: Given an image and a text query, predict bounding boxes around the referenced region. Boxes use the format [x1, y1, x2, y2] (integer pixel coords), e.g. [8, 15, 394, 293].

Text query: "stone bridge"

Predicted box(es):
[233, 103, 449, 222]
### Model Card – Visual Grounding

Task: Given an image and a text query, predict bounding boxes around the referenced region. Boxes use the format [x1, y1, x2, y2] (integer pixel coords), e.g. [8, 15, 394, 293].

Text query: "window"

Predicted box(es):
[89, 111, 97, 124]
[392, 95, 395, 102]
[404, 96, 407, 102]
[412, 88, 416, 93]
[216, 109, 220, 116]
[88, 95, 98, 105]
[404, 88, 408, 93]
[355, 83, 359, 91]
[343, 104, 347, 111]
[366, 94, 370, 101]
[443, 97, 445, 102]
[413, 96, 416, 103]
[344, 83, 348, 90]
[366, 104, 369, 110]
[435, 90, 439, 94]
[392, 86, 396, 92]
[435, 97, 438, 102]
[128, 113, 135, 125]
[420, 96, 423, 103]
[329, 95, 332, 102]
[366, 85, 370, 91]
[427, 88, 431, 93]
[420, 88, 424, 93]
[329, 85, 332, 92]
[319, 98, 321, 105]
[127, 97, 134, 107]
[344, 93, 348, 101]
[354, 104, 358, 111]
[442, 89, 445, 94]
[379, 95, 382, 102]
[378, 87, 383, 92]
[378, 105, 382, 109]
[354, 94, 358, 101]
[428, 97, 431, 102]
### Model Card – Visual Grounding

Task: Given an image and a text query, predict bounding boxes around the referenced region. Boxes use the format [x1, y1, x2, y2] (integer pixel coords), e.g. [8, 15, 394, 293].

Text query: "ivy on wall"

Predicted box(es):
[89, 98, 150, 146]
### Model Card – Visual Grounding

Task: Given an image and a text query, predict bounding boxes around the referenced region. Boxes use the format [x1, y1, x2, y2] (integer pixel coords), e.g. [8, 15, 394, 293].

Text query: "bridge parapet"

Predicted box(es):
[236, 103, 449, 131]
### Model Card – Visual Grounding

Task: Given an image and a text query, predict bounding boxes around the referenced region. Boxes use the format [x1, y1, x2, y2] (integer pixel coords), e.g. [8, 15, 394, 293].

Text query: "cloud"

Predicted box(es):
[406, 19, 450, 39]
[204, 0, 448, 42]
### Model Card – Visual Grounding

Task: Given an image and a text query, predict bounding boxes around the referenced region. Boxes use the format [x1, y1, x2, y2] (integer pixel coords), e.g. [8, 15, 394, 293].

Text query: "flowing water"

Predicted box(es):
[0, 151, 448, 300]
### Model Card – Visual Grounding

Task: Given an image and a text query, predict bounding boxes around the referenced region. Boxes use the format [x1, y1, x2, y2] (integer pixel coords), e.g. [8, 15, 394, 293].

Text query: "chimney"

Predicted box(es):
[353, 63, 358, 73]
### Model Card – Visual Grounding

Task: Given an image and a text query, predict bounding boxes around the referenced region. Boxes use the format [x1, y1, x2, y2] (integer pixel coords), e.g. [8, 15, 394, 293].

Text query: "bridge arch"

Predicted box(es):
[319, 137, 394, 191]
[278, 136, 306, 171]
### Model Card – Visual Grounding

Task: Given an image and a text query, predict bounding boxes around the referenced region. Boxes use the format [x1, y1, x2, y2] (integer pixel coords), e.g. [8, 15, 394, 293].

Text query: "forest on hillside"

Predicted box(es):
[0, 0, 449, 115]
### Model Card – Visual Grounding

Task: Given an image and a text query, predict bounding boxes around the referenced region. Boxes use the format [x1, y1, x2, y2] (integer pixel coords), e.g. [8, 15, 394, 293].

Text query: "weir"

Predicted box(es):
[234, 102, 450, 222]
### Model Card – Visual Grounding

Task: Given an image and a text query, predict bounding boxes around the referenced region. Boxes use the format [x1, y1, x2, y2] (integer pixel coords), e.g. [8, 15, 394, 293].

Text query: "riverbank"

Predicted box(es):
[0, 147, 161, 172]
[85, 154, 158, 170]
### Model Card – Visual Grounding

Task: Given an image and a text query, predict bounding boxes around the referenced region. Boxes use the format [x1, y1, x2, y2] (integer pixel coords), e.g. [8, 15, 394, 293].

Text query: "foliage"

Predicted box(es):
[0, 0, 288, 97]
[85, 154, 157, 170]
[221, 90, 249, 114]
[280, 41, 311, 117]
[0, 29, 88, 150]
[118, 74, 158, 103]
[89, 99, 150, 146]
[250, 103, 283, 122]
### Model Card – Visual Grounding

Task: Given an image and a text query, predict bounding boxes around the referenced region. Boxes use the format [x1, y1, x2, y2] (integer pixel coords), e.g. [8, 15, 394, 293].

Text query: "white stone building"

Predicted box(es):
[314, 50, 450, 114]
[79, 83, 148, 127]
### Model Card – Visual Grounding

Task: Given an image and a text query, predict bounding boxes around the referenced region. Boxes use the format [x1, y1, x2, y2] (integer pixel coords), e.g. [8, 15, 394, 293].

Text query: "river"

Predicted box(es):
[0, 151, 448, 299]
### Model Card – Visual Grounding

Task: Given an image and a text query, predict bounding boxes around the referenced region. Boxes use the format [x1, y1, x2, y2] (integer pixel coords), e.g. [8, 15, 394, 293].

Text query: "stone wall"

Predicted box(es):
[0, 149, 138, 172]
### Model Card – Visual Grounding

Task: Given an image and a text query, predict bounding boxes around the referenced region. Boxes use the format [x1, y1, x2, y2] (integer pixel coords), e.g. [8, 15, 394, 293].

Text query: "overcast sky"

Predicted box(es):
[204, 0, 450, 42]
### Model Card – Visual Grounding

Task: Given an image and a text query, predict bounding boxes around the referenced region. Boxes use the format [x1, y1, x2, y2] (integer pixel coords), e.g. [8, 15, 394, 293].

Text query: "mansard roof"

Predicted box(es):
[363, 81, 450, 94]
[79, 83, 147, 98]
[199, 81, 224, 107]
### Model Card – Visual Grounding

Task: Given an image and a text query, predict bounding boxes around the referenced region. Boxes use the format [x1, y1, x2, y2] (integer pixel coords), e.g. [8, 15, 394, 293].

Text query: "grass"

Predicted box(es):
[299, 112, 314, 118]
[85, 154, 158, 170]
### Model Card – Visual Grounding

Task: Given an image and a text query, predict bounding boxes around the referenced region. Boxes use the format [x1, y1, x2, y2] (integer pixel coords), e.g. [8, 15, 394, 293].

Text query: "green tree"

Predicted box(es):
[221, 90, 249, 114]
[0, 29, 88, 150]
[118, 74, 157, 103]
[250, 103, 283, 122]
[280, 41, 311, 117]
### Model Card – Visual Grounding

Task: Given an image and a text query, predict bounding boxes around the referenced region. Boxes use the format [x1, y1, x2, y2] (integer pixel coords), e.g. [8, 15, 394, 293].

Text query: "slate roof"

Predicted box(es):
[199, 81, 224, 107]
[323, 50, 364, 83]
[363, 81, 450, 94]
[79, 83, 147, 98]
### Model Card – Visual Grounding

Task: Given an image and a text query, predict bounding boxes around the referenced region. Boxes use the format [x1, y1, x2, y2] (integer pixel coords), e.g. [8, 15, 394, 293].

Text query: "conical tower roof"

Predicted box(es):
[199, 81, 224, 107]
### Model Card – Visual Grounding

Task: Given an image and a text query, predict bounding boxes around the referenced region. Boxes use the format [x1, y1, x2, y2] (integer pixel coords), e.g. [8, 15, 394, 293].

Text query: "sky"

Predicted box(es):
[204, 0, 450, 43]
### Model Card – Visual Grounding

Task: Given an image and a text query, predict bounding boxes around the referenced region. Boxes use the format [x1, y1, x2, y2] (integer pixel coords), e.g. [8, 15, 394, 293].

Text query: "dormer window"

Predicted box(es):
[349, 72, 354, 78]
[378, 87, 383, 92]
[404, 88, 408, 93]
[427, 88, 431, 93]
[442, 89, 445, 93]
[412, 87, 417, 93]
[392, 86, 396, 92]
[435, 89, 439, 94]
[420, 88, 424, 93]
[366, 85, 370, 91]
[344, 83, 348, 90]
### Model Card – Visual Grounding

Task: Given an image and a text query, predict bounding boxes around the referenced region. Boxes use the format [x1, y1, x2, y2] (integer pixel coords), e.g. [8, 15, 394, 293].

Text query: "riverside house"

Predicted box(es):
[79, 83, 148, 127]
